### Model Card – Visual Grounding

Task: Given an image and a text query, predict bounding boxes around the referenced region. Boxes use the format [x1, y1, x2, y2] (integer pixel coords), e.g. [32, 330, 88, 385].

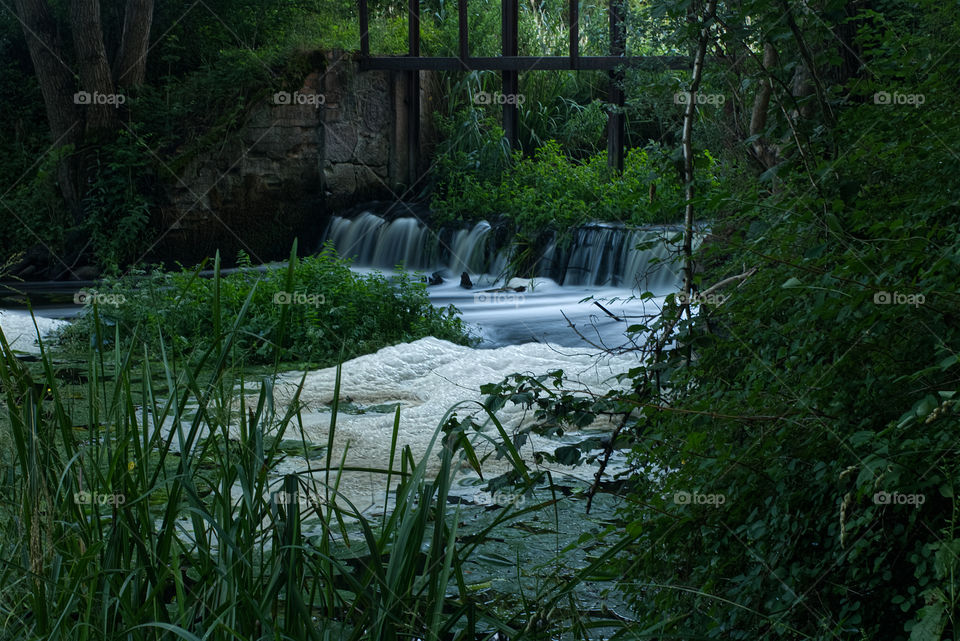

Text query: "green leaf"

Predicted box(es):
[554, 445, 581, 465]
[914, 395, 939, 418]
[909, 602, 946, 641]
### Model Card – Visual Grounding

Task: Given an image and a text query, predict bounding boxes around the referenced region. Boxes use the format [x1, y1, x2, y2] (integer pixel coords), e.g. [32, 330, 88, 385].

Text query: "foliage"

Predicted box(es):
[58, 243, 473, 366]
[464, 1, 960, 639]
[132, 49, 276, 161]
[148, 0, 354, 77]
[0, 11, 69, 260]
[0, 146, 72, 263]
[432, 139, 696, 245]
[80, 131, 156, 268]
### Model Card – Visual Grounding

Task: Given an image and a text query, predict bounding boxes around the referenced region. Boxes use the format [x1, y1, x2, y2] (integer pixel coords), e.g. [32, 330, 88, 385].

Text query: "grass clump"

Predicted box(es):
[57, 242, 472, 366]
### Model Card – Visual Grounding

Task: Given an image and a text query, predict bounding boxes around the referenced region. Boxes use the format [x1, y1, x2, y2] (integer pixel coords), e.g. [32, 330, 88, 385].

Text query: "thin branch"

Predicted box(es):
[699, 266, 758, 298]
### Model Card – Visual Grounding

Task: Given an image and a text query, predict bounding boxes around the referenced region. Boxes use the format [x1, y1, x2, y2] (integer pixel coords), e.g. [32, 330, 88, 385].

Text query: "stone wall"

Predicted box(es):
[156, 50, 436, 266]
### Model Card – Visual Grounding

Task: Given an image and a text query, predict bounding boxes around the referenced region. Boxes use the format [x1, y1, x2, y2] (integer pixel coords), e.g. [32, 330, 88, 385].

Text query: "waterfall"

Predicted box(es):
[321, 212, 693, 292]
[558, 224, 687, 290]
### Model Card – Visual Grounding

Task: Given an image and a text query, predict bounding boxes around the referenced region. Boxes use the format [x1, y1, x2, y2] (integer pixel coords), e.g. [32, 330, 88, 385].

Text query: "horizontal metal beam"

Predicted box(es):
[359, 55, 688, 72]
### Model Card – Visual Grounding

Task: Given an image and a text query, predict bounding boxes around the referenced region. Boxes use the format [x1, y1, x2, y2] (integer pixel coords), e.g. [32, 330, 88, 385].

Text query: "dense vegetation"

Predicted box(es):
[472, 0, 960, 639]
[59, 244, 471, 366]
[431, 140, 703, 242]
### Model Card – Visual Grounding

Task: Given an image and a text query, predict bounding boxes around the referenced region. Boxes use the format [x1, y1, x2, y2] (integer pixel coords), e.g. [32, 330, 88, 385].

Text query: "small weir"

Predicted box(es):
[321, 212, 692, 291]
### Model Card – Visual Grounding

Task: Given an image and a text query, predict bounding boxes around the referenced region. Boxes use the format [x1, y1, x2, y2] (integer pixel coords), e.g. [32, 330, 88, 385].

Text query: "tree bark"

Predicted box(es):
[70, 0, 117, 135]
[14, 0, 82, 208]
[749, 42, 779, 169]
[113, 0, 154, 88]
[681, 0, 718, 299]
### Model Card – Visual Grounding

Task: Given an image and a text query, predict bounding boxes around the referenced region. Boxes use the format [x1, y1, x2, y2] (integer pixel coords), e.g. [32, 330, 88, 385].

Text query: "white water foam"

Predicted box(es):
[0, 310, 69, 353]
[265, 337, 643, 513]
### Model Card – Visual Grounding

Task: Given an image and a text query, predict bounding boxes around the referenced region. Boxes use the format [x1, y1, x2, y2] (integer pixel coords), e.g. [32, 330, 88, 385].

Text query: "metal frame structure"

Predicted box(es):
[357, 0, 688, 182]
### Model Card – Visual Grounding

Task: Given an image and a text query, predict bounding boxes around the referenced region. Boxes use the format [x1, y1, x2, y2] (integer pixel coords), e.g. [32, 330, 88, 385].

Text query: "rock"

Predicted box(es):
[459, 272, 473, 289]
[10, 244, 52, 280]
[72, 266, 99, 281]
[428, 271, 444, 286]
[506, 277, 535, 290]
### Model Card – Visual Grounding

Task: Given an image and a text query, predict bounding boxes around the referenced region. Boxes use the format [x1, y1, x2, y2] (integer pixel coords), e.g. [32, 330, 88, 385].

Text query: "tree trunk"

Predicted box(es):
[70, 0, 117, 135]
[14, 0, 82, 209]
[113, 0, 154, 88]
[681, 0, 718, 299]
[749, 42, 779, 170]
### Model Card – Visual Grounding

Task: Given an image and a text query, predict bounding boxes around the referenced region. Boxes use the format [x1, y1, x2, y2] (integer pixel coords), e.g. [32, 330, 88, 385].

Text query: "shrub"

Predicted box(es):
[58, 243, 473, 366]
[431, 140, 693, 244]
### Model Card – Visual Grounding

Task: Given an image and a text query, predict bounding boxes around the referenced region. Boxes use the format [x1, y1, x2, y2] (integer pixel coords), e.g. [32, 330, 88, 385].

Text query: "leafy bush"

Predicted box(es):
[432, 140, 694, 244]
[0, 146, 72, 263]
[80, 131, 156, 268]
[616, 168, 960, 639]
[58, 244, 473, 365]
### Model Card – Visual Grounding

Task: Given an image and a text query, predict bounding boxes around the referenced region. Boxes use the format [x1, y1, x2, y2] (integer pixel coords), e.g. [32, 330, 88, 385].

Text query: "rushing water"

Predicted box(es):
[323, 212, 698, 348]
[0, 309, 69, 353]
[322, 212, 686, 289]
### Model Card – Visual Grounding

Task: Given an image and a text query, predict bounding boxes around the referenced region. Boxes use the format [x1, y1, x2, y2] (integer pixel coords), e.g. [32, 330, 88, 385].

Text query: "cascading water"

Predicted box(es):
[321, 212, 690, 291]
[553, 223, 684, 290]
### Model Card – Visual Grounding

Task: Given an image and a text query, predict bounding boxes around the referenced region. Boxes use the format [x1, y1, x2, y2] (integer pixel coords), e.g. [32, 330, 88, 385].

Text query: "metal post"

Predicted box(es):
[607, 0, 625, 171]
[502, 0, 519, 150]
[458, 0, 469, 68]
[569, 0, 579, 69]
[359, 0, 369, 57]
[407, 0, 421, 185]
